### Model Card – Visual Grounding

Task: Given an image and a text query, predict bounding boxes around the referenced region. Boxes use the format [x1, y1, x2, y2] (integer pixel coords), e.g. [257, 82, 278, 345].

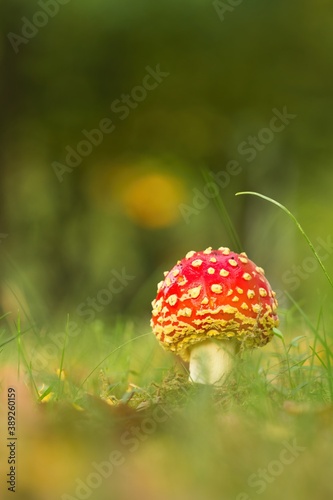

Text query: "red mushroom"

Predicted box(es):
[151, 247, 279, 385]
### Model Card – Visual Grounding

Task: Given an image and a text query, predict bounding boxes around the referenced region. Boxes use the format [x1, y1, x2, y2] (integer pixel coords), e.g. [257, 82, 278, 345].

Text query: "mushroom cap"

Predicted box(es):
[151, 247, 279, 361]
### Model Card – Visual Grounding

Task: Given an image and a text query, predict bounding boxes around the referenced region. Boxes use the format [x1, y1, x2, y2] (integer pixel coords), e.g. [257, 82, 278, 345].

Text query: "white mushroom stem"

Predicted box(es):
[189, 339, 238, 385]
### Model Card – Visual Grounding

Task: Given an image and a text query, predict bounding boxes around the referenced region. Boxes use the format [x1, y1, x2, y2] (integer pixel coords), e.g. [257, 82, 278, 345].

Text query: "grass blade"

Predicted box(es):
[236, 191, 333, 289]
[78, 332, 151, 392]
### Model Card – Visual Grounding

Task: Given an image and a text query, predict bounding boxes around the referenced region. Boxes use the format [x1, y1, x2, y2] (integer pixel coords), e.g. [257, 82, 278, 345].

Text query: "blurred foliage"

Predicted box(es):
[0, 0, 333, 328]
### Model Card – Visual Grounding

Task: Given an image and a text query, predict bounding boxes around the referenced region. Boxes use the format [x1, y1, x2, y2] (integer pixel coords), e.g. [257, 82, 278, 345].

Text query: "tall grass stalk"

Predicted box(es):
[56, 315, 69, 400]
[285, 292, 333, 400]
[236, 191, 333, 289]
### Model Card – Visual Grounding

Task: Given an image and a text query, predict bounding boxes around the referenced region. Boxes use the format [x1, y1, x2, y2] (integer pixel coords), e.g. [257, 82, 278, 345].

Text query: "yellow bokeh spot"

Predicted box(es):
[56, 368, 66, 381]
[84, 159, 189, 229]
[39, 391, 54, 403]
[120, 172, 186, 229]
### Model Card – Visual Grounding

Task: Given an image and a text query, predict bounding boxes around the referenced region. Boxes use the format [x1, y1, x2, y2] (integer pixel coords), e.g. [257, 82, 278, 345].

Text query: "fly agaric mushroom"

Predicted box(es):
[151, 247, 279, 385]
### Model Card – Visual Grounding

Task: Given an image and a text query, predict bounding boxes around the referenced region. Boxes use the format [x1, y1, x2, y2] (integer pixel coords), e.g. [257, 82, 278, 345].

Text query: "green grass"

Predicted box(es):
[1, 313, 333, 499]
[1, 193, 333, 500]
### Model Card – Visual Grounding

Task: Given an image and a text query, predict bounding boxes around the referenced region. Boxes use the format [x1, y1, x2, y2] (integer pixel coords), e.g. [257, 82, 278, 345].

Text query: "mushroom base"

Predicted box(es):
[189, 339, 238, 385]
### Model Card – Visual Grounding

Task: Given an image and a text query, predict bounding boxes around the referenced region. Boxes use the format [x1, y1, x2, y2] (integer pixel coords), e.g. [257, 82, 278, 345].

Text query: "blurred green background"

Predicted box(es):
[2, 4, 333, 500]
[1, 0, 333, 329]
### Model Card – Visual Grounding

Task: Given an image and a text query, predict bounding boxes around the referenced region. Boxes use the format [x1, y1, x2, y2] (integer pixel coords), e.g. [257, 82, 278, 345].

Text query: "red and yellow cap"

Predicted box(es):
[151, 247, 279, 360]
